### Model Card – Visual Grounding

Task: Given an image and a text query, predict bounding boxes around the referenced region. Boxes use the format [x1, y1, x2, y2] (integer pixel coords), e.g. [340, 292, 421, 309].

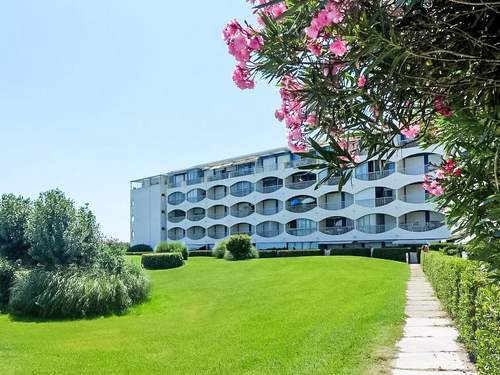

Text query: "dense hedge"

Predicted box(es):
[141, 253, 184, 270]
[8, 263, 150, 319]
[372, 247, 411, 262]
[0, 258, 14, 310]
[190, 250, 213, 257]
[422, 252, 499, 374]
[429, 243, 463, 256]
[129, 244, 153, 253]
[331, 248, 371, 257]
[155, 241, 188, 260]
[258, 249, 323, 258]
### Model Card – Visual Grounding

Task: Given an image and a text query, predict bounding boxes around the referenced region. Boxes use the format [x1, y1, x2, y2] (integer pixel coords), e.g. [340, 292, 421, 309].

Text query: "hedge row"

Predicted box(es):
[189, 250, 213, 257]
[422, 252, 499, 374]
[129, 244, 153, 253]
[429, 242, 463, 256]
[330, 248, 371, 257]
[372, 247, 412, 262]
[258, 249, 323, 258]
[141, 253, 184, 270]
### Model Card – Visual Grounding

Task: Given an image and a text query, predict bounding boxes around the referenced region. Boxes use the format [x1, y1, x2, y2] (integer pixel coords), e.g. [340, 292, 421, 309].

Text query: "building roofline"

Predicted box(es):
[130, 146, 290, 182]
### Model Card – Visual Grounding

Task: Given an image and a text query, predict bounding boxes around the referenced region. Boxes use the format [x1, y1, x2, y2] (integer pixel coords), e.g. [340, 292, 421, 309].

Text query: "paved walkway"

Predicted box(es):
[391, 264, 477, 375]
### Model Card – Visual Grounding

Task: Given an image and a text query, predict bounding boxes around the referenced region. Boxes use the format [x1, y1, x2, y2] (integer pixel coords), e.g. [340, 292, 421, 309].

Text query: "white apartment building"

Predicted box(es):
[130, 141, 450, 250]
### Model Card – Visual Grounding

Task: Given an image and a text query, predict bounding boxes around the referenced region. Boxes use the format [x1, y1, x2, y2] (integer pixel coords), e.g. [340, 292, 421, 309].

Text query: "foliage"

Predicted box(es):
[331, 248, 371, 257]
[212, 239, 228, 259]
[189, 250, 213, 257]
[155, 241, 188, 260]
[0, 258, 15, 310]
[141, 253, 184, 270]
[27, 190, 101, 267]
[8, 262, 150, 319]
[258, 249, 323, 258]
[0, 194, 32, 263]
[372, 248, 411, 263]
[0, 257, 409, 374]
[224, 234, 258, 260]
[225, 0, 500, 265]
[104, 238, 129, 253]
[129, 244, 153, 253]
[422, 251, 499, 373]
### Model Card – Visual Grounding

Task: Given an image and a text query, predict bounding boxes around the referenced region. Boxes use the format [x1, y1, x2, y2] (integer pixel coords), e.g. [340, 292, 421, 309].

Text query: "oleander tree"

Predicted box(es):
[223, 0, 500, 266]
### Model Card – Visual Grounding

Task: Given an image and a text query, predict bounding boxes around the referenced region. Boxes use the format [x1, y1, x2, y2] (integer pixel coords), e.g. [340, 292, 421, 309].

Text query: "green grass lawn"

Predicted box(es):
[0, 256, 409, 375]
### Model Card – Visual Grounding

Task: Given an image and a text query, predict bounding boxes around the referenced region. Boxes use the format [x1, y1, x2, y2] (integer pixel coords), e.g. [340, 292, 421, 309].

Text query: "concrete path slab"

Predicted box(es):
[391, 264, 477, 374]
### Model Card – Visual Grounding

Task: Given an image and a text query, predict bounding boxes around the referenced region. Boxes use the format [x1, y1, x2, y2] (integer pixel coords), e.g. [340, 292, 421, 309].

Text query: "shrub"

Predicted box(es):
[429, 243, 463, 256]
[212, 239, 228, 259]
[224, 234, 258, 261]
[0, 194, 32, 263]
[8, 263, 150, 319]
[189, 250, 213, 257]
[129, 244, 153, 253]
[141, 253, 184, 270]
[155, 241, 188, 260]
[422, 252, 499, 373]
[258, 250, 279, 258]
[0, 258, 15, 310]
[277, 249, 323, 257]
[372, 248, 411, 263]
[331, 248, 371, 257]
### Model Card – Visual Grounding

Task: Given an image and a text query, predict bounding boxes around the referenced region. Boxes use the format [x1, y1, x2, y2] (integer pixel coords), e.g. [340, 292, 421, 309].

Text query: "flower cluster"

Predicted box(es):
[434, 96, 453, 117]
[223, 19, 263, 90]
[305, 1, 345, 39]
[400, 122, 421, 139]
[274, 76, 308, 153]
[423, 159, 461, 196]
[247, 0, 288, 25]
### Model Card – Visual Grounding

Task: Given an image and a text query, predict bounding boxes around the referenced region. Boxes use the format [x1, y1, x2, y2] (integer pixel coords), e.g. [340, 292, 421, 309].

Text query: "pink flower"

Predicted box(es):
[305, 25, 320, 39]
[357, 74, 366, 88]
[305, 115, 316, 126]
[434, 96, 453, 117]
[443, 159, 456, 173]
[453, 168, 462, 176]
[232, 66, 255, 90]
[435, 169, 445, 179]
[307, 41, 322, 57]
[248, 35, 264, 51]
[329, 39, 348, 57]
[275, 109, 285, 122]
[400, 122, 420, 139]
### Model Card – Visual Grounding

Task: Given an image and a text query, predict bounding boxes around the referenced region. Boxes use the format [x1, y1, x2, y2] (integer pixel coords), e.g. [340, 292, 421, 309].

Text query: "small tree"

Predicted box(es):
[212, 239, 228, 259]
[0, 194, 32, 262]
[225, 234, 258, 260]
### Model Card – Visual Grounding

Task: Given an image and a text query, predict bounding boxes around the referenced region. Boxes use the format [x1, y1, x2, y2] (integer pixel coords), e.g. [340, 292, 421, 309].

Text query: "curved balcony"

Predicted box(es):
[168, 227, 185, 240]
[187, 207, 205, 221]
[318, 192, 353, 210]
[230, 181, 254, 197]
[207, 205, 228, 220]
[168, 192, 185, 205]
[319, 217, 354, 235]
[230, 202, 255, 218]
[356, 214, 396, 234]
[207, 224, 228, 239]
[230, 223, 254, 236]
[207, 185, 228, 200]
[286, 219, 317, 236]
[256, 177, 283, 193]
[285, 195, 317, 213]
[399, 211, 446, 232]
[354, 160, 395, 181]
[168, 209, 186, 223]
[186, 188, 206, 203]
[356, 196, 395, 208]
[256, 199, 282, 216]
[285, 172, 316, 190]
[256, 221, 283, 238]
[397, 153, 442, 175]
[398, 183, 428, 204]
[187, 226, 205, 240]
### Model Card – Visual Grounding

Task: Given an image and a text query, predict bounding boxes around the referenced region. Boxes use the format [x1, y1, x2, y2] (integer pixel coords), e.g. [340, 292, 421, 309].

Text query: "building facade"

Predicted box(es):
[130, 142, 450, 250]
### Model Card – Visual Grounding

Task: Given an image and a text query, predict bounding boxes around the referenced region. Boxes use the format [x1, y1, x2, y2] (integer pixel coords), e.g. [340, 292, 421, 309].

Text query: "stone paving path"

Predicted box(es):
[391, 264, 477, 375]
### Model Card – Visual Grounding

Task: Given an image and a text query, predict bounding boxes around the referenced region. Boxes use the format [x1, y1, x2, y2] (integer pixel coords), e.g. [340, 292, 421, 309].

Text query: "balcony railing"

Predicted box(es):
[258, 184, 282, 193]
[284, 158, 317, 168]
[286, 202, 317, 213]
[320, 226, 354, 235]
[208, 191, 227, 200]
[256, 229, 281, 238]
[168, 181, 183, 188]
[186, 177, 204, 185]
[207, 211, 228, 220]
[399, 194, 429, 204]
[168, 233, 184, 240]
[168, 198, 184, 205]
[187, 213, 205, 221]
[186, 195, 205, 203]
[286, 228, 317, 236]
[254, 164, 279, 173]
[400, 222, 445, 232]
[187, 231, 205, 240]
[230, 228, 253, 236]
[231, 169, 254, 178]
[318, 201, 350, 210]
[399, 164, 437, 175]
[256, 207, 280, 215]
[355, 196, 395, 207]
[208, 231, 227, 239]
[168, 215, 185, 223]
[325, 176, 341, 185]
[207, 173, 229, 182]
[231, 208, 254, 218]
[356, 224, 396, 234]
[286, 180, 316, 190]
[230, 187, 253, 197]
[355, 169, 394, 181]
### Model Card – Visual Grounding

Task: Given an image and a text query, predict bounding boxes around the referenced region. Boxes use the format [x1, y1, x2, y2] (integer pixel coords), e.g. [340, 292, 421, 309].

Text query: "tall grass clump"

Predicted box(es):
[212, 239, 228, 259]
[155, 241, 188, 260]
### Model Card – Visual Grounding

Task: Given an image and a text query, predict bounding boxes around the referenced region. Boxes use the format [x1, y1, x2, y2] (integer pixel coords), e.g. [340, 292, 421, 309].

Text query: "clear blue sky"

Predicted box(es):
[0, 1, 286, 241]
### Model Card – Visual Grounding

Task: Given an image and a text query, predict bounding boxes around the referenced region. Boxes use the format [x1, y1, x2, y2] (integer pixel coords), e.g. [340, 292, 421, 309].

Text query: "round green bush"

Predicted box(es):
[8, 262, 150, 319]
[224, 234, 258, 261]
[141, 253, 184, 270]
[212, 239, 228, 259]
[129, 244, 153, 253]
[155, 241, 188, 260]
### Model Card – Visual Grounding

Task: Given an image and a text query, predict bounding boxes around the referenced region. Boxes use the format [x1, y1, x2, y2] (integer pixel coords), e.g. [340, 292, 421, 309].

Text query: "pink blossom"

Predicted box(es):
[305, 115, 317, 126]
[400, 122, 420, 139]
[357, 74, 366, 88]
[453, 168, 462, 176]
[434, 96, 453, 117]
[305, 25, 320, 39]
[248, 35, 264, 50]
[329, 39, 348, 57]
[443, 159, 457, 173]
[275, 109, 285, 122]
[232, 66, 255, 90]
[435, 169, 445, 179]
[423, 178, 444, 196]
[307, 41, 322, 56]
